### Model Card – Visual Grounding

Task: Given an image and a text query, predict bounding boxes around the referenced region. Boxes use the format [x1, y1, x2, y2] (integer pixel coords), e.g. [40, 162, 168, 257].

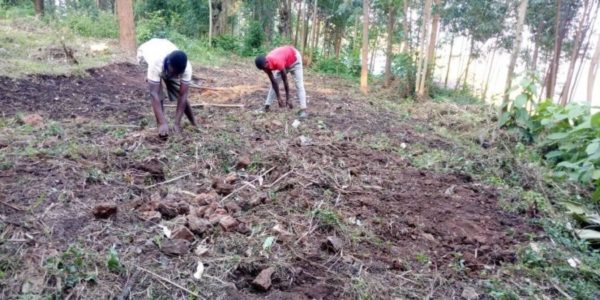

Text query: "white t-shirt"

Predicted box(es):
[136, 38, 192, 83]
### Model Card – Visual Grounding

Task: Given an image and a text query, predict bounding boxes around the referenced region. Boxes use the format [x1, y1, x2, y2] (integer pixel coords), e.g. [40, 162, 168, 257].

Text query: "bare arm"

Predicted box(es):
[280, 71, 292, 108]
[173, 81, 191, 133]
[266, 70, 284, 107]
[148, 81, 169, 136]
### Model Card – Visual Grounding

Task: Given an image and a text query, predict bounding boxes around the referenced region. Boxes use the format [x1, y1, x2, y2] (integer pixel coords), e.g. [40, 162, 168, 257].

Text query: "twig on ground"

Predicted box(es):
[219, 166, 276, 204]
[136, 266, 206, 299]
[0, 201, 25, 211]
[165, 103, 244, 108]
[264, 169, 294, 188]
[144, 173, 192, 189]
[116, 270, 142, 300]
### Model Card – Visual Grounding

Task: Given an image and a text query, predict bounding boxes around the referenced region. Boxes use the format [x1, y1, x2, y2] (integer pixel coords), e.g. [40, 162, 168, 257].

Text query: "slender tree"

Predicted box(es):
[444, 35, 455, 88]
[116, 0, 136, 54]
[360, 0, 370, 94]
[208, 0, 213, 47]
[588, 33, 600, 104]
[415, 0, 432, 98]
[34, 0, 43, 18]
[424, 0, 441, 94]
[559, 0, 591, 106]
[384, 0, 398, 87]
[502, 0, 529, 108]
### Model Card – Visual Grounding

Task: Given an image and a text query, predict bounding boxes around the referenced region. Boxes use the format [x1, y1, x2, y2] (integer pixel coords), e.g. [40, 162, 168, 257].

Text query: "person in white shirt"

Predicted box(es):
[137, 38, 197, 137]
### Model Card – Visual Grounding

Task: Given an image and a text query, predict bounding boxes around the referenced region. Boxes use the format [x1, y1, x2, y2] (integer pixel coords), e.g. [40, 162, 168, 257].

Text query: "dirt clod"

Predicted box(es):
[160, 239, 190, 256]
[461, 286, 478, 300]
[157, 202, 179, 220]
[172, 227, 195, 242]
[252, 267, 275, 291]
[322, 236, 343, 252]
[138, 211, 161, 223]
[219, 215, 239, 231]
[225, 202, 241, 214]
[194, 192, 218, 205]
[187, 215, 211, 235]
[213, 178, 234, 195]
[235, 155, 251, 170]
[21, 114, 44, 127]
[92, 203, 117, 218]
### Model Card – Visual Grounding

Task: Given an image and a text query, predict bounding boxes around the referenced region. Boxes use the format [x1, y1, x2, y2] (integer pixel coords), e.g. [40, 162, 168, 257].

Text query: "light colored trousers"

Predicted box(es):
[265, 50, 307, 109]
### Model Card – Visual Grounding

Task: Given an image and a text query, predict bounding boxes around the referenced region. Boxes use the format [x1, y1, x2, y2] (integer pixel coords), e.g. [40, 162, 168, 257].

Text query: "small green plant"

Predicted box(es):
[415, 252, 429, 264]
[499, 77, 538, 141]
[313, 208, 342, 230]
[45, 245, 97, 292]
[106, 247, 123, 274]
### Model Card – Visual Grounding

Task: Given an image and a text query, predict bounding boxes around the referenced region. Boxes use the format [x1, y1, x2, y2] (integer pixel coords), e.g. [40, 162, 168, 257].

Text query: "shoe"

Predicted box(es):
[254, 105, 270, 115]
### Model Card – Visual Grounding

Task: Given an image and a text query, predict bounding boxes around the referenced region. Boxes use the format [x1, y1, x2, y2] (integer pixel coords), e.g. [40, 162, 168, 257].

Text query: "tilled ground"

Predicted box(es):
[0, 62, 538, 299]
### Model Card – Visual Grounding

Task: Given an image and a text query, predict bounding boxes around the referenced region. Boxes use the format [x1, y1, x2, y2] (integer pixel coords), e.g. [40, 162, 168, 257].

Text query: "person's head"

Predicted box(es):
[255, 55, 268, 70]
[163, 50, 188, 77]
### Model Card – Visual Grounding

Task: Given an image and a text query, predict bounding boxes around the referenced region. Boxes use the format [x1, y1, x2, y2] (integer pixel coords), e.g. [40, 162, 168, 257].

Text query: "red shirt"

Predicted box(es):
[266, 46, 298, 71]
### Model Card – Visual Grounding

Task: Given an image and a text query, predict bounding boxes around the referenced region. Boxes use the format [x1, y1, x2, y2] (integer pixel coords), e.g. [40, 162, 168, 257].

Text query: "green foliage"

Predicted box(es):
[136, 10, 170, 43]
[59, 10, 118, 39]
[213, 34, 241, 52]
[314, 58, 349, 75]
[45, 245, 97, 292]
[241, 21, 265, 57]
[499, 77, 538, 141]
[431, 85, 482, 104]
[106, 247, 123, 274]
[533, 102, 600, 202]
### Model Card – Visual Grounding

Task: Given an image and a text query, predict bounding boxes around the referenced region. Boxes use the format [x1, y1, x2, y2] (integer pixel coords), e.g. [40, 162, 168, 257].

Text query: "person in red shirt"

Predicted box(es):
[255, 46, 308, 118]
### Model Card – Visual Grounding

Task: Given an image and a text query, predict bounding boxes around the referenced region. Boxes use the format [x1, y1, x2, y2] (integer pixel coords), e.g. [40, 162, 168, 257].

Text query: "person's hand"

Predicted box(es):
[173, 122, 182, 134]
[158, 123, 169, 137]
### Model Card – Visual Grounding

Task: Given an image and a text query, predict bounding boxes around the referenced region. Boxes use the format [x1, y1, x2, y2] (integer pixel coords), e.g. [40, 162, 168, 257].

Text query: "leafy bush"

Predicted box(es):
[60, 10, 118, 39]
[499, 78, 538, 141]
[241, 21, 265, 57]
[314, 58, 349, 75]
[136, 10, 170, 43]
[213, 34, 240, 52]
[431, 85, 482, 104]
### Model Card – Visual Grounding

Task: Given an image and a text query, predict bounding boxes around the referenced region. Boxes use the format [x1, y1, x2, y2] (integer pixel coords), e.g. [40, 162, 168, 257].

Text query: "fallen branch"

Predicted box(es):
[264, 169, 294, 188]
[144, 173, 192, 189]
[165, 102, 244, 108]
[0, 201, 25, 211]
[219, 166, 276, 204]
[116, 270, 141, 300]
[136, 266, 206, 299]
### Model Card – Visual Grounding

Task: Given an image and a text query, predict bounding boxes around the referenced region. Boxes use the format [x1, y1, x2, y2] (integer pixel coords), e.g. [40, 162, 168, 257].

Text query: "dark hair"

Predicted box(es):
[255, 55, 267, 70]
[165, 50, 188, 75]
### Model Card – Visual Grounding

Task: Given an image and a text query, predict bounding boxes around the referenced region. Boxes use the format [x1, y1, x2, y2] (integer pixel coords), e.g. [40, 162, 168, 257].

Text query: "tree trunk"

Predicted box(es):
[208, 0, 213, 47]
[483, 48, 497, 100]
[294, 0, 302, 47]
[360, 0, 369, 95]
[308, 0, 318, 60]
[34, 0, 44, 18]
[334, 27, 343, 59]
[424, 0, 441, 94]
[384, 3, 397, 88]
[444, 35, 454, 88]
[588, 35, 600, 104]
[403, 0, 411, 53]
[279, 0, 292, 40]
[369, 29, 379, 73]
[559, 0, 591, 106]
[502, 0, 528, 109]
[302, 1, 310, 54]
[546, 0, 563, 101]
[415, 0, 432, 98]
[531, 20, 543, 73]
[460, 38, 474, 89]
[116, 0, 136, 55]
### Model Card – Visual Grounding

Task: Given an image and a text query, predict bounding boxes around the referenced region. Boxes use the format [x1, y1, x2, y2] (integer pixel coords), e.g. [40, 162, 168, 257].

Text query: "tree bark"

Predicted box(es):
[34, 0, 44, 18]
[415, 0, 432, 98]
[531, 20, 543, 73]
[444, 35, 454, 88]
[546, 0, 563, 101]
[116, 0, 136, 55]
[384, 3, 397, 88]
[360, 0, 369, 95]
[460, 38, 474, 90]
[483, 48, 497, 100]
[502, 0, 528, 108]
[294, 0, 302, 47]
[403, 0, 411, 53]
[588, 34, 600, 104]
[279, 0, 292, 40]
[208, 0, 213, 47]
[559, 0, 591, 106]
[424, 0, 441, 94]
[302, 1, 310, 54]
[369, 29, 379, 73]
[308, 0, 318, 61]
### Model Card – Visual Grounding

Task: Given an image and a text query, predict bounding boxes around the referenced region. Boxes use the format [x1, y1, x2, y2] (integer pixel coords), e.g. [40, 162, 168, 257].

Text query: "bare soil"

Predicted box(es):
[0, 62, 539, 299]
